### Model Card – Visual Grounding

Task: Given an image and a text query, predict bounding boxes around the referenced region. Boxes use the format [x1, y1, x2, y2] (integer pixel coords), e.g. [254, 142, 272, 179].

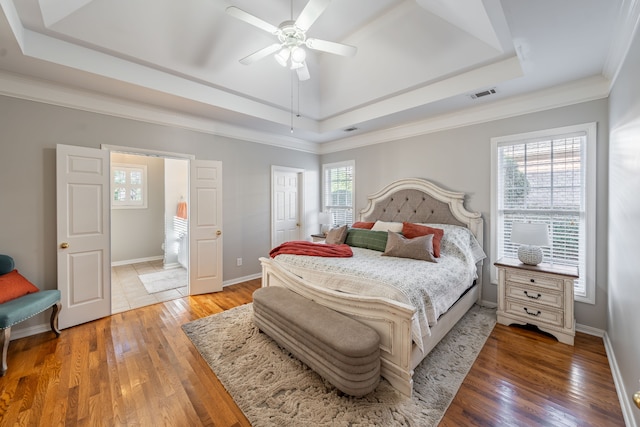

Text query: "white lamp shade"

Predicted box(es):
[510, 222, 550, 246]
[290, 46, 306, 63]
[275, 48, 290, 67]
[318, 212, 332, 225]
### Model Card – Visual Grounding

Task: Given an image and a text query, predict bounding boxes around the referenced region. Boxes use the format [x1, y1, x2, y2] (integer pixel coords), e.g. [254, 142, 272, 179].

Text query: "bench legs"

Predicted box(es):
[0, 302, 62, 377]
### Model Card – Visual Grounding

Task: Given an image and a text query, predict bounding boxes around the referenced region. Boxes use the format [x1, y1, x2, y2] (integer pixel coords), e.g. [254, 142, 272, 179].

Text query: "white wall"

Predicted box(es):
[111, 153, 165, 263]
[321, 98, 610, 330]
[608, 20, 640, 426]
[0, 95, 319, 334]
[164, 158, 189, 268]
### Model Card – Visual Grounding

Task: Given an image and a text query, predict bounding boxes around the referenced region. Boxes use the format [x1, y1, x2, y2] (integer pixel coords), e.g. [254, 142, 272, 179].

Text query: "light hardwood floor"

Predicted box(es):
[0, 279, 625, 426]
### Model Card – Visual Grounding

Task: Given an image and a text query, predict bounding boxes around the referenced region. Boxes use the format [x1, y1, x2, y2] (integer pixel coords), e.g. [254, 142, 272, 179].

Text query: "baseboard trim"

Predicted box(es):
[111, 256, 163, 267]
[223, 273, 261, 288]
[9, 324, 54, 341]
[575, 323, 605, 337]
[603, 332, 638, 427]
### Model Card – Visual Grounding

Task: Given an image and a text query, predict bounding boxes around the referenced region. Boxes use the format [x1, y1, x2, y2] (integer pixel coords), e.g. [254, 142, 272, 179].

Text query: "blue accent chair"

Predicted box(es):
[0, 254, 61, 376]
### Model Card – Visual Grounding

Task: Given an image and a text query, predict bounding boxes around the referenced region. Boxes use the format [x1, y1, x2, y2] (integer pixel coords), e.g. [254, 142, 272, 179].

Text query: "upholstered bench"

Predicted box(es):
[253, 286, 380, 397]
[0, 255, 61, 376]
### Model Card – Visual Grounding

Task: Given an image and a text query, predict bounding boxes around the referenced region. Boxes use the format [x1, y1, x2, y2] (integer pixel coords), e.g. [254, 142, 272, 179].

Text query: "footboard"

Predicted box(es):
[260, 256, 417, 396]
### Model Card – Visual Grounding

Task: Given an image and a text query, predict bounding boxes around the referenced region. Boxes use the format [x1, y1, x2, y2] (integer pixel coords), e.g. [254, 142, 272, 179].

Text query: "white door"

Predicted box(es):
[189, 160, 223, 295]
[273, 168, 302, 246]
[56, 144, 111, 329]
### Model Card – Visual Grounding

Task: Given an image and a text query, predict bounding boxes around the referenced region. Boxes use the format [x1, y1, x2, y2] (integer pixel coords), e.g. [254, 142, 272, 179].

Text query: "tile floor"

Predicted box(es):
[111, 259, 189, 314]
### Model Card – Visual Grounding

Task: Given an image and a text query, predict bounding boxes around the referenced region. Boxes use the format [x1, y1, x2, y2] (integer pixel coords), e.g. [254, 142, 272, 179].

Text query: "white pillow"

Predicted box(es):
[371, 220, 403, 233]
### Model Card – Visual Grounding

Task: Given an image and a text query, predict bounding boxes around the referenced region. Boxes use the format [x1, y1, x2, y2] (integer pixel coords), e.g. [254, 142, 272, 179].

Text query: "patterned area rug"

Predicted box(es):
[138, 268, 187, 294]
[182, 303, 495, 426]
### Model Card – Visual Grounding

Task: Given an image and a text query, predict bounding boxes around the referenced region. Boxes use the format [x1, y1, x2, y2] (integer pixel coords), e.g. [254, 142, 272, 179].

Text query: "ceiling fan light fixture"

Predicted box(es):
[290, 46, 306, 63]
[275, 48, 290, 67]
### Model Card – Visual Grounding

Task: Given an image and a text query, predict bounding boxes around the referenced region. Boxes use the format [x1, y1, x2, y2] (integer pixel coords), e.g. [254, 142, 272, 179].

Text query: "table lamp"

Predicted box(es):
[510, 222, 550, 265]
[318, 212, 332, 236]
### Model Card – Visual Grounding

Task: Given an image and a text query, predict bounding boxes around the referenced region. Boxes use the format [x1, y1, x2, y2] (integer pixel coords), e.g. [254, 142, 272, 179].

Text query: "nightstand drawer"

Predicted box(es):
[505, 270, 563, 291]
[505, 283, 563, 309]
[505, 300, 563, 327]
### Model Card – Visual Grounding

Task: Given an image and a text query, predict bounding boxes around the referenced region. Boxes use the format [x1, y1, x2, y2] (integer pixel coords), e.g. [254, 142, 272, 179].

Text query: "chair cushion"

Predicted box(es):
[0, 290, 61, 329]
[0, 255, 15, 276]
[0, 270, 40, 304]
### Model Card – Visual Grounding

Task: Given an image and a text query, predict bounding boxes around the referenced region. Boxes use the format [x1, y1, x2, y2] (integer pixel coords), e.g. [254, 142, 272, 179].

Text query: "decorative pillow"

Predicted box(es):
[350, 221, 375, 230]
[371, 220, 403, 233]
[402, 222, 445, 257]
[0, 269, 40, 304]
[382, 232, 438, 262]
[324, 225, 348, 244]
[345, 229, 389, 252]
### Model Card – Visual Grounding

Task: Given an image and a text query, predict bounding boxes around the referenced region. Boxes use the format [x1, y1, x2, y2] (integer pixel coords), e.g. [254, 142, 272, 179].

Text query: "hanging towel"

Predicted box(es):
[176, 201, 187, 219]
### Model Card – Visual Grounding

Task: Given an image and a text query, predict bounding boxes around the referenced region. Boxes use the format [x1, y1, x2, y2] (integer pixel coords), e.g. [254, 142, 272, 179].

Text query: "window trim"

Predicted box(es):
[321, 160, 355, 227]
[490, 122, 596, 304]
[111, 163, 148, 209]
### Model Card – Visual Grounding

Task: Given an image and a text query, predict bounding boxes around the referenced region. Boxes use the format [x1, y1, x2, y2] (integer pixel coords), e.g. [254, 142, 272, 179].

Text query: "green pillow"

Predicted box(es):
[345, 229, 389, 252]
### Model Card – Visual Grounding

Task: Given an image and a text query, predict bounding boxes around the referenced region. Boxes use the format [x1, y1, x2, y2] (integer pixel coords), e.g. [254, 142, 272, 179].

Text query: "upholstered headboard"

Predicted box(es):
[359, 178, 483, 248]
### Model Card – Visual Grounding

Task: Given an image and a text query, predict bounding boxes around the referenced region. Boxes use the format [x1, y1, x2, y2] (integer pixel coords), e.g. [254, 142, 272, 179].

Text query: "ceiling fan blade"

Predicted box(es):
[226, 6, 279, 34]
[239, 43, 282, 65]
[295, 0, 331, 32]
[296, 63, 311, 81]
[306, 38, 357, 57]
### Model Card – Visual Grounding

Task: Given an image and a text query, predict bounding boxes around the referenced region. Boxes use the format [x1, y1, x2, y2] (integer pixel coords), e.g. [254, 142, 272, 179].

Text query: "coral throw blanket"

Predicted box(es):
[269, 241, 353, 258]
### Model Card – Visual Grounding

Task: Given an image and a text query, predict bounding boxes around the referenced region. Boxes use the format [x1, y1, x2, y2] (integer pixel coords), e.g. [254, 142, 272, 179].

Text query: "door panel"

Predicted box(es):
[189, 160, 223, 295]
[56, 144, 110, 329]
[273, 169, 301, 246]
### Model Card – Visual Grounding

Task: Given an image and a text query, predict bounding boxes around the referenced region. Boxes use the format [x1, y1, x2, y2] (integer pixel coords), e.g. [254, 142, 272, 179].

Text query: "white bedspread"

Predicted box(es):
[272, 225, 486, 353]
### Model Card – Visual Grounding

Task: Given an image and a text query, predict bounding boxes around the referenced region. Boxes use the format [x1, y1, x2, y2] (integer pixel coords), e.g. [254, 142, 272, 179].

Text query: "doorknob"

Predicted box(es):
[634, 390, 640, 409]
[216, 230, 222, 236]
[60, 242, 69, 249]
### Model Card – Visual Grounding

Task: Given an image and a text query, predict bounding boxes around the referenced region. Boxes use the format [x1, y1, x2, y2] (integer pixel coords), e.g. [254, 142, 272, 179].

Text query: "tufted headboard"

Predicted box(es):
[359, 178, 483, 249]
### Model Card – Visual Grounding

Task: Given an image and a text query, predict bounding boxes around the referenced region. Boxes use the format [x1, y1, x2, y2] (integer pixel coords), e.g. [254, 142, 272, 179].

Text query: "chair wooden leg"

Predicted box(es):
[50, 302, 61, 337]
[1, 327, 10, 376]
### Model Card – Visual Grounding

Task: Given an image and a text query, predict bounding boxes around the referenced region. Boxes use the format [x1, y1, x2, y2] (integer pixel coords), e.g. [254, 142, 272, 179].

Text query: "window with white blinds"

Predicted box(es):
[322, 161, 355, 228]
[491, 123, 596, 303]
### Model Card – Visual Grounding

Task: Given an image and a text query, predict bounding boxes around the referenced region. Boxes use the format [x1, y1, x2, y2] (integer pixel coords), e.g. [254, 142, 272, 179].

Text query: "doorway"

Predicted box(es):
[109, 152, 189, 313]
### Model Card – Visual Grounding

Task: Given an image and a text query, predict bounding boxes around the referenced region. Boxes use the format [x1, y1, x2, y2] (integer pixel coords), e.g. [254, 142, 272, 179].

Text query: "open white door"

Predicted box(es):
[56, 144, 111, 329]
[272, 168, 302, 247]
[189, 160, 223, 295]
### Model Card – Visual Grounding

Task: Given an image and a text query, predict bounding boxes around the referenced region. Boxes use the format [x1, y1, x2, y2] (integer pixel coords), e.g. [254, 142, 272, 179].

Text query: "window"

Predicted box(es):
[322, 161, 355, 227]
[111, 163, 148, 208]
[491, 123, 596, 303]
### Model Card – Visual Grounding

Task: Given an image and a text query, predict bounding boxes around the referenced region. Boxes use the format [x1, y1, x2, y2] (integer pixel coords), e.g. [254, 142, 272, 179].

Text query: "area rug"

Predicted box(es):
[138, 268, 187, 293]
[182, 303, 496, 426]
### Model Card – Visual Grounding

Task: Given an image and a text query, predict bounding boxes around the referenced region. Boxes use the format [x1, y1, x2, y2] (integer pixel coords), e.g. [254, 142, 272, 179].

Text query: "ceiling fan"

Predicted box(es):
[226, 0, 357, 81]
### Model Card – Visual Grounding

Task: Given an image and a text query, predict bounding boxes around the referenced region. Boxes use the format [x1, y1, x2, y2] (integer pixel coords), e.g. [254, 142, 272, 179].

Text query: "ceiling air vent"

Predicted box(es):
[344, 126, 359, 132]
[469, 88, 498, 100]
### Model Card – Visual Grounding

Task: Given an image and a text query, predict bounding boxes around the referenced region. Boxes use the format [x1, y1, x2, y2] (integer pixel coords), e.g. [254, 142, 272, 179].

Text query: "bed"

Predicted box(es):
[259, 178, 485, 396]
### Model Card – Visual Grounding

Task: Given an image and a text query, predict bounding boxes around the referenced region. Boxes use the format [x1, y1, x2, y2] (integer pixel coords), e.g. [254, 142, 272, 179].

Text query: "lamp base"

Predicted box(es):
[518, 245, 543, 265]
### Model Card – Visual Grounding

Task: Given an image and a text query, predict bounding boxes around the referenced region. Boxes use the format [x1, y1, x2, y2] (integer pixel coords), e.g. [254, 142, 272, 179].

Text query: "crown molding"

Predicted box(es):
[0, 70, 319, 154]
[318, 75, 610, 154]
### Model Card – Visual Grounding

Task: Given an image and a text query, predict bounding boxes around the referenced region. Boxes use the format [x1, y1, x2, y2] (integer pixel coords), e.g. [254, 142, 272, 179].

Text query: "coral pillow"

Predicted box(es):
[351, 222, 375, 229]
[0, 270, 40, 304]
[402, 222, 445, 257]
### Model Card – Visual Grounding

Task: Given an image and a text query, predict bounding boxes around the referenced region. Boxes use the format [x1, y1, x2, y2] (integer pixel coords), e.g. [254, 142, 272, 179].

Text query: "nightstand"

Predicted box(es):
[311, 234, 326, 243]
[494, 257, 578, 345]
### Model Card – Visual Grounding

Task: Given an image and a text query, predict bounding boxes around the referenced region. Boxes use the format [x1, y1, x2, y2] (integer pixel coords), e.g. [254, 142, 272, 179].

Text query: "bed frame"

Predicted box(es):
[260, 178, 484, 396]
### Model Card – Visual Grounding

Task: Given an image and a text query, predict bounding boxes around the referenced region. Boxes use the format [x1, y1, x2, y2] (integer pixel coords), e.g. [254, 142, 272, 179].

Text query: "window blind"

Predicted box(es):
[322, 161, 354, 227]
[497, 133, 586, 296]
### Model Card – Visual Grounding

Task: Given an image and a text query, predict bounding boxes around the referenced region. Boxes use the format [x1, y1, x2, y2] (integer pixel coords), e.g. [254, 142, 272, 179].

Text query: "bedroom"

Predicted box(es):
[0, 0, 638, 425]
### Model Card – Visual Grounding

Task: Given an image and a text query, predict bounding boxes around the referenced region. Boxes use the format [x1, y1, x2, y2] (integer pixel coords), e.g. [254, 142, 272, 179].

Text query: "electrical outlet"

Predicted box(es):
[236, 258, 242, 266]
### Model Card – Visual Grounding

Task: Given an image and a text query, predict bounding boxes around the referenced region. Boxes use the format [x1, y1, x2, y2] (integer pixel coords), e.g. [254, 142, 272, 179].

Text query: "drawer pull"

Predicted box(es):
[524, 307, 541, 317]
[524, 291, 542, 300]
[530, 278, 535, 283]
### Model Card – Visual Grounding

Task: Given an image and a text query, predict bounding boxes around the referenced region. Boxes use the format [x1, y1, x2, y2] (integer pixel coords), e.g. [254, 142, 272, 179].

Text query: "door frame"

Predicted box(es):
[271, 165, 305, 248]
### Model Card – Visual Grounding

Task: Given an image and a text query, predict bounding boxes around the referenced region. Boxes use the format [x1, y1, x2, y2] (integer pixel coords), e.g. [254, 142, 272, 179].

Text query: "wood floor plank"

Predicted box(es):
[0, 279, 625, 426]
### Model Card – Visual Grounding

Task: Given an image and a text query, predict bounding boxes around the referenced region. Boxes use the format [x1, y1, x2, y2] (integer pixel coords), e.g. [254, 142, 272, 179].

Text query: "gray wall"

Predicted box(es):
[111, 153, 165, 263]
[322, 98, 610, 330]
[608, 22, 640, 425]
[0, 95, 319, 332]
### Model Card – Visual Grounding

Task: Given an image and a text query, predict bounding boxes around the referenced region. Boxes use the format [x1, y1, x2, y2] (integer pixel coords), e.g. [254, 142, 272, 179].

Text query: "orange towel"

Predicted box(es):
[176, 201, 187, 219]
